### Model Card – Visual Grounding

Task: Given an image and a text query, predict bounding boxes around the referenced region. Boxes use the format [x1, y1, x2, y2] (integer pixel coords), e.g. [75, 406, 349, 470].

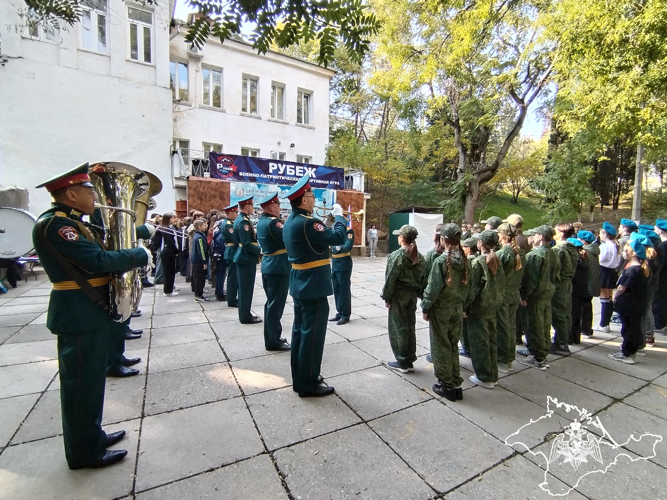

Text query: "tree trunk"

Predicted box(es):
[464, 180, 480, 223]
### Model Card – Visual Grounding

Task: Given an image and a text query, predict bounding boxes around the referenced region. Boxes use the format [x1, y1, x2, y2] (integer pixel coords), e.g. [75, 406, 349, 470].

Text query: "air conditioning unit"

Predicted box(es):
[188, 44, 203, 59]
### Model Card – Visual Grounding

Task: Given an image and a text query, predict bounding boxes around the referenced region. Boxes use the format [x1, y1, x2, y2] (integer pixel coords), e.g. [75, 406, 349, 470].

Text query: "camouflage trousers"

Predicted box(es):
[551, 282, 573, 346]
[429, 305, 464, 389]
[526, 298, 551, 361]
[467, 315, 498, 383]
[497, 296, 520, 364]
[388, 292, 418, 364]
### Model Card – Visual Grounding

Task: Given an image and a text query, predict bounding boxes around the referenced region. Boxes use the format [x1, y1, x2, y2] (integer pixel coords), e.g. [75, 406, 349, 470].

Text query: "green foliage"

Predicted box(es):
[495, 137, 547, 202]
[476, 193, 551, 228]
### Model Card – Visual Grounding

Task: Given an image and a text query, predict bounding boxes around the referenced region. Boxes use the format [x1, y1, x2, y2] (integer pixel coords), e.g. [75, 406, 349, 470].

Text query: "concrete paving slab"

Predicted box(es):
[217, 328, 285, 361]
[16, 288, 51, 297]
[369, 400, 513, 493]
[4, 325, 53, 344]
[330, 366, 432, 420]
[231, 353, 293, 395]
[0, 326, 20, 345]
[274, 424, 435, 500]
[0, 312, 42, 328]
[622, 384, 667, 421]
[351, 304, 387, 320]
[152, 299, 203, 315]
[145, 363, 239, 416]
[150, 322, 216, 347]
[320, 342, 380, 379]
[0, 419, 140, 500]
[352, 334, 428, 364]
[12, 390, 61, 444]
[7, 296, 50, 306]
[148, 339, 226, 373]
[326, 318, 387, 341]
[135, 399, 264, 492]
[545, 356, 647, 400]
[0, 360, 57, 398]
[497, 368, 614, 419]
[103, 374, 146, 424]
[653, 373, 667, 389]
[246, 387, 361, 451]
[0, 394, 39, 448]
[394, 356, 475, 397]
[323, 330, 346, 345]
[203, 307, 245, 324]
[28, 312, 48, 325]
[1, 303, 49, 316]
[446, 454, 588, 500]
[0, 339, 57, 366]
[572, 344, 667, 381]
[151, 311, 210, 329]
[136, 455, 288, 500]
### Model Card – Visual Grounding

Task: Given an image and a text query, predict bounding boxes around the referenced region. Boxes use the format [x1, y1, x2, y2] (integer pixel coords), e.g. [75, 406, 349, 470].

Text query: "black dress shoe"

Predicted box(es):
[126, 327, 144, 335]
[131, 310, 141, 318]
[107, 366, 140, 377]
[69, 449, 128, 470]
[105, 430, 126, 447]
[267, 343, 291, 351]
[318, 375, 324, 383]
[125, 331, 142, 340]
[299, 385, 335, 398]
[329, 315, 341, 322]
[122, 357, 141, 367]
[141, 279, 154, 288]
[242, 316, 262, 324]
[425, 353, 433, 363]
[228, 303, 238, 308]
[279, 337, 288, 344]
[336, 318, 349, 325]
[216, 295, 227, 301]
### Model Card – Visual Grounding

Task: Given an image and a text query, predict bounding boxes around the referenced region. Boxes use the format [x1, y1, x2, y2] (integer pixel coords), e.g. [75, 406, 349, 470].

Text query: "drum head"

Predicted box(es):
[0, 208, 37, 258]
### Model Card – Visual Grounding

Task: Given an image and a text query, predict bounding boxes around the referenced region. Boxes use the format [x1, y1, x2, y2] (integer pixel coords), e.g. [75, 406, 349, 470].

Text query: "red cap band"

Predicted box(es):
[45, 173, 91, 193]
[287, 182, 311, 201]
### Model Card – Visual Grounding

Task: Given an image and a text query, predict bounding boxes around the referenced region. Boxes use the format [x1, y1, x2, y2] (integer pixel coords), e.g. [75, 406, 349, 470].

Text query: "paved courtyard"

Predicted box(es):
[0, 257, 666, 499]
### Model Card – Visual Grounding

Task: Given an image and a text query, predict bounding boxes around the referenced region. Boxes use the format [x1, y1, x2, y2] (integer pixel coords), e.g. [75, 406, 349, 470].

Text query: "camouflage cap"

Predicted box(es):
[440, 223, 462, 239]
[535, 225, 555, 239]
[393, 224, 418, 240]
[497, 223, 516, 237]
[478, 230, 499, 248]
[462, 236, 479, 248]
[523, 228, 537, 236]
[481, 216, 502, 229]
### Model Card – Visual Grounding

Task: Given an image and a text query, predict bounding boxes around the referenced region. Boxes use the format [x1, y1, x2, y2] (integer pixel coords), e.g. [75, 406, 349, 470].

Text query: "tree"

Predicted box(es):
[496, 137, 546, 203]
[21, 0, 380, 67]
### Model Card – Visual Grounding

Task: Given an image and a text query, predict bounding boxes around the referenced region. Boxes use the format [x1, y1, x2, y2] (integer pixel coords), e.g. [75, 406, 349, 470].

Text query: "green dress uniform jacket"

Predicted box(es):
[222, 217, 239, 306]
[257, 213, 290, 348]
[32, 203, 148, 468]
[464, 255, 505, 383]
[551, 241, 579, 346]
[283, 208, 348, 393]
[496, 244, 525, 365]
[520, 245, 559, 361]
[381, 248, 427, 365]
[233, 214, 261, 322]
[421, 250, 469, 388]
[331, 229, 355, 321]
[583, 242, 601, 297]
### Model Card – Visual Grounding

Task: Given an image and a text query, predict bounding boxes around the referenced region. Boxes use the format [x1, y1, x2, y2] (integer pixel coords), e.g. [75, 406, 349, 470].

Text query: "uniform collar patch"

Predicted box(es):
[70, 209, 82, 219]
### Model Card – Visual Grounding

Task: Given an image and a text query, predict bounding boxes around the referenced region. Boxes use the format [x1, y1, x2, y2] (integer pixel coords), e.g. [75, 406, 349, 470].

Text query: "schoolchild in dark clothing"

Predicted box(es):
[151, 212, 179, 295]
[190, 219, 209, 301]
[568, 238, 588, 345]
[652, 219, 667, 332]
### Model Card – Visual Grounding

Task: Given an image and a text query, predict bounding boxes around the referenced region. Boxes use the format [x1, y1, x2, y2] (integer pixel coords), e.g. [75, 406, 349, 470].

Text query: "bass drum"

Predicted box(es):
[0, 208, 37, 258]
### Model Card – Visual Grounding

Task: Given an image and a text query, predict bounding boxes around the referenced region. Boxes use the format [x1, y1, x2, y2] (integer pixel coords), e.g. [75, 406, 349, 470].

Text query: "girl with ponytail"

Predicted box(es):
[609, 239, 650, 364]
[496, 224, 526, 373]
[381, 225, 427, 373]
[421, 224, 469, 402]
[597, 222, 622, 332]
[464, 230, 505, 389]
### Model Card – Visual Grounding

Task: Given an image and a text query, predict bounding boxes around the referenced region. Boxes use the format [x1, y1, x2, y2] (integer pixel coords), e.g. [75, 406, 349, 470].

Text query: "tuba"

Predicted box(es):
[88, 162, 149, 322]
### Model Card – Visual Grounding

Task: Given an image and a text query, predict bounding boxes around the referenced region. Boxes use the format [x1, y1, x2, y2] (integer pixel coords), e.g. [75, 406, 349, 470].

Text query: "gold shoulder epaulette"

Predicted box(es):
[55, 211, 67, 217]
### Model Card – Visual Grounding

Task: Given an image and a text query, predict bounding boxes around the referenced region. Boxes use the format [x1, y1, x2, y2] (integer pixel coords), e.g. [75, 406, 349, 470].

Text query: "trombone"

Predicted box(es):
[314, 206, 365, 222]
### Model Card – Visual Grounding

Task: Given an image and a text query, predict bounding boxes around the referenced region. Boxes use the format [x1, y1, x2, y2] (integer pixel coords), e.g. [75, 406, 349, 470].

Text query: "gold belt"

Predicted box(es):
[264, 249, 287, 257]
[227, 243, 237, 246]
[52, 276, 111, 290]
[291, 259, 330, 270]
[239, 243, 259, 247]
[332, 252, 351, 258]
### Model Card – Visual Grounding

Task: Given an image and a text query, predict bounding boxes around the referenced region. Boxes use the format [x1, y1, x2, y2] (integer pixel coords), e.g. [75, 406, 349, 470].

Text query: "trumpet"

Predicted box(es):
[314, 206, 365, 222]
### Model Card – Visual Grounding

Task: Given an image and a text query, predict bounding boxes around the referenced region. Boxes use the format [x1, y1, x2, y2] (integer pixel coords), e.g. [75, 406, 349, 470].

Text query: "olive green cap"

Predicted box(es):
[497, 223, 516, 237]
[478, 230, 499, 247]
[393, 224, 418, 240]
[462, 236, 479, 248]
[481, 216, 502, 229]
[440, 223, 462, 239]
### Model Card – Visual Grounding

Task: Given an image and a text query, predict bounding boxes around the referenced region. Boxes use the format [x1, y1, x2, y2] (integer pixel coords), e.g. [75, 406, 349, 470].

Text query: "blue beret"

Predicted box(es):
[620, 218, 638, 230]
[639, 224, 654, 231]
[628, 238, 646, 259]
[640, 229, 660, 246]
[567, 237, 584, 248]
[656, 219, 667, 231]
[602, 222, 617, 236]
[577, 230, 596, 243]
[630, 232, 653, 248]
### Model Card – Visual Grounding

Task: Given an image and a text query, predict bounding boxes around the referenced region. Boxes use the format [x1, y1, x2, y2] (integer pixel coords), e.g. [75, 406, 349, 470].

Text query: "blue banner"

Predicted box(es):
[208, 153, 344, 190]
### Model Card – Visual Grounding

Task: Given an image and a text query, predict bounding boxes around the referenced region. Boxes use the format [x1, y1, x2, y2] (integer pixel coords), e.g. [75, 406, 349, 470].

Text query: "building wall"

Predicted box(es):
[169, 32, 334, 166]
[0, 0, 175, 216]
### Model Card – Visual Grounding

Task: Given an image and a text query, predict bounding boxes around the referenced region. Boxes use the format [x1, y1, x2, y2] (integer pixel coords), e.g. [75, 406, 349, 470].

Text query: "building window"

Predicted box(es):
[128, 6, 152, 63]
[170, 61, 188, 101]
[203, 143, 222, 155]
[242, 76, 258, 114]
[173, 139, 190, 165]
[81, 0, 107, 52]
[297, 90, 311, 125]
[270, 152, 286, 160]
[271, 83, 284, 120]
[202, 67, 222, 108]
[241, 148, 259, 157]
[296, 155, 311, 164]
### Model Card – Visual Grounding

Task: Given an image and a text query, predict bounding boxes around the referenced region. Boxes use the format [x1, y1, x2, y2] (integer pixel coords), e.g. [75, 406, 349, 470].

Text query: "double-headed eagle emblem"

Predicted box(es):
[549, 420, 603, 471]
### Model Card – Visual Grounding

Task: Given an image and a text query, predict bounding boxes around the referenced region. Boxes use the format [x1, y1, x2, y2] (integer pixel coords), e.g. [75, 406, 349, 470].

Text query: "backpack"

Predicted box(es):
[211, 230, 225, 261]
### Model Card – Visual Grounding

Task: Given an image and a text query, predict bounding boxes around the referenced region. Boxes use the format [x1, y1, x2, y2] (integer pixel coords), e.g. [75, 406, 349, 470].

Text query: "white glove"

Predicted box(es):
[145, 223, 156, 237]
[140, 244, 155, 269]
[334, 246, 341, 251]
[332, 204, 344, 217]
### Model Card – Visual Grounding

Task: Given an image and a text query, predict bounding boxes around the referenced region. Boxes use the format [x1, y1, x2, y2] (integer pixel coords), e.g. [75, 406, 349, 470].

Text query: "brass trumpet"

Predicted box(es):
[314, 206, 365, 222]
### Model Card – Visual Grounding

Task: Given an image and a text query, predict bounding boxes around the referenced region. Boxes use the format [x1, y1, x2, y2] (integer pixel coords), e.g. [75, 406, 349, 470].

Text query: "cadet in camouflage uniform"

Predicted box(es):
[464, 230, 505, 388]
[221, 204, 239, 307]
[495, 223, 525, 373]
[330, 228, 355, 325]
[424, 223, 445, 276]
[256, 193, 291, 350]
[519, 226, 559, 369]
[233, 195, 262, 323]
[421, 224, 469, 401]
[550, 224, 579, 355]
[382, 225, 427, 373]
[32, 164, 150, 470]
[458, 236, 479, 356]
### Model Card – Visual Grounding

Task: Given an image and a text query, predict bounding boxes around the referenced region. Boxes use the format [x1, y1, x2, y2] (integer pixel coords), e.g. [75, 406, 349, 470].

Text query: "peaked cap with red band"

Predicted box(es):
[223, 203, 239, 212]
[282, 175, 311, 201]
[258, 192, 280, 207]
[237, 195, 254, 207]
[35, 163, 94, 193]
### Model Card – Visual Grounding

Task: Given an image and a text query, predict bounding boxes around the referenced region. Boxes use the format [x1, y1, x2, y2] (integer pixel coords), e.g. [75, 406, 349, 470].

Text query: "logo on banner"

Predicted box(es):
[214, 155, 237, 178]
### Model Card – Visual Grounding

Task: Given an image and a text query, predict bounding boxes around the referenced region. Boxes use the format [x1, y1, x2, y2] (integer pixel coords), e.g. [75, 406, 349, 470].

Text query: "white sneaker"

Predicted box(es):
[497, 363, 509, 374]
[469, 374, 495, 389]
[507, 361, 514, 372]
[519, 355, 547, 371]
[636, 349, 646, 357]
[607, 351, 636, 364]
[594, 325, 611, 333]
[164, 291, 179, 296]
[173, 286, 180, 291]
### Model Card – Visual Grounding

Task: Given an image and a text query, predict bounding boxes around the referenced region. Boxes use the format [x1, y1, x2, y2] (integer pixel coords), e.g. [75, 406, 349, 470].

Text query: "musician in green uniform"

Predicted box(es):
[283, 176, 348, 397]
[256, 192, 291, 350]
[32, 163, 150, 470]
[221, 204, 239, 307]
[330, 227, 355, 325]
[233, 195, 262, 323]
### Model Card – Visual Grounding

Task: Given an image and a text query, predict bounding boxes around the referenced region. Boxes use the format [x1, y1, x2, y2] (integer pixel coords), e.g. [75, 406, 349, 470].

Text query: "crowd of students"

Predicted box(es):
[381, 214, 667, 402]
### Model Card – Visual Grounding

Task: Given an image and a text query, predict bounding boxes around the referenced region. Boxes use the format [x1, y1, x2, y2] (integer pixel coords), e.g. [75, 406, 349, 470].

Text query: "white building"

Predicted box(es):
[0, 0, 175, 216]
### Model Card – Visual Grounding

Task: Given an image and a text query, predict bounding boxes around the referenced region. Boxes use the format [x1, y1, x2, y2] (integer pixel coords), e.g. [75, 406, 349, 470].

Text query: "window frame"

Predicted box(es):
[203, 143, 223, 155]
[169, 60, 189, 102]
[296, 89, 312, 125]
[241, 147, 260, 157]
[241, 75, 259, 115]
[270, 82, 285, 120]
[270, 151, 286, 160]
[296, 155, 312, 164]
[202, 66, 223, 109]
[80, 0, 108, 53]
[127, 4, 153, 64]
